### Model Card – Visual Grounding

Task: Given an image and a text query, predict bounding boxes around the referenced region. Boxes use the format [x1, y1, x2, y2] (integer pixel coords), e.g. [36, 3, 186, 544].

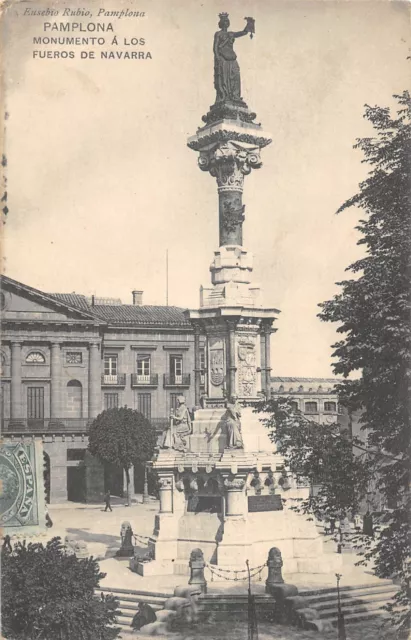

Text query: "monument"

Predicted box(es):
[137, 15, 341, 578]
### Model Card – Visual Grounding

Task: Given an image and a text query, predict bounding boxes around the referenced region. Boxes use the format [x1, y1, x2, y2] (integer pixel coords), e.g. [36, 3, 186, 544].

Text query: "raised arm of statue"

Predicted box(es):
[230, 29, 248, 39]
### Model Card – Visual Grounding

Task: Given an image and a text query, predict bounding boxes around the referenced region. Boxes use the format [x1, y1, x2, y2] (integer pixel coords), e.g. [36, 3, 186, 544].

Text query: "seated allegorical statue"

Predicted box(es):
[225, 395, 244, 449]
[160, 395, 192, 452]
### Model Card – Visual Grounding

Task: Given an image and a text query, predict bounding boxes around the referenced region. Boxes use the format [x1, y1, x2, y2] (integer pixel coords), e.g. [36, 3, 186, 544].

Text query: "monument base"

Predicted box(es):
[145, 408, 342, 578]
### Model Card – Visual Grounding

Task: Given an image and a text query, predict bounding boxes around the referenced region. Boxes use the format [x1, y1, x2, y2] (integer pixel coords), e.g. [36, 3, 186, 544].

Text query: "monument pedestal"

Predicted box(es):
[141, 407, 342, 577]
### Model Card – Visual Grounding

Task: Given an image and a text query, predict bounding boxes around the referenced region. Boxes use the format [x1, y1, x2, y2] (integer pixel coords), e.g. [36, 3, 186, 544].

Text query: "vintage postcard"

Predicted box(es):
[0, 1, 409, 639]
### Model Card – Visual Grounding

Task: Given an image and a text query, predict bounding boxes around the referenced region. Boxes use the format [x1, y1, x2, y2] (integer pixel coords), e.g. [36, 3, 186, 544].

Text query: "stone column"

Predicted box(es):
[197, 144, 262, 248]
[193, 325, 201, 406]
[50, 342, 61, 420]
[227, 321, 237, 398]
[217, 475, 250, 567]
[88, 342, 101, 419]
[158, 476, 173, 513]
[10, 341, 23, 423]
[224, 476, 246, 516]
[264, 323, 272, 397]
[260, 330, 267, 397]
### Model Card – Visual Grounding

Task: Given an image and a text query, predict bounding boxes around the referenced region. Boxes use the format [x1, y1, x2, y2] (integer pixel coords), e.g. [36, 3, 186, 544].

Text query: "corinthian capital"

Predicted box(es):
[198, 141, 262, 193]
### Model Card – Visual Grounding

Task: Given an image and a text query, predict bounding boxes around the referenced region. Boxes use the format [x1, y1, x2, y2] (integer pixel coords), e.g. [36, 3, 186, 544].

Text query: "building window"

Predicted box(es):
[66, 380, 83, 418]
[26, 351, 46, 364]
[170, 393, 180, 413]
[103, 354, 118, 383]
[0, 352, 5, 376]
[170, 355, 183, 383]
[305, 401, 318, 414]
[278, 385, 284, 393]
[324, 401, 337, 412]
[104, 393, 119, 410]
[137, 355, 151, 382]
[66, 352, 82, 365]
[137, 393, 151, 420]
[27, 387, 44, 419]
[290, 401, 299, 412]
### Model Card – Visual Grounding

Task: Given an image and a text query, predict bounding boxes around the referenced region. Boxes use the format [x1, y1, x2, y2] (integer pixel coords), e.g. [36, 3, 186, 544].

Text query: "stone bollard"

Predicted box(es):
[265, 547, 298, 624]
[116, 521, 134, 557]
[266, 546, 285, 586]
[188, 548, 207, 594]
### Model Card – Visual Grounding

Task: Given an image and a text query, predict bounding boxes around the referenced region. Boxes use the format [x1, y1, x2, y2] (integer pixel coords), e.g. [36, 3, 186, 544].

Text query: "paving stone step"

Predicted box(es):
[103, 593, 167, 605]
[101, 586, 173, 598]
[311, 592, 397, 611]
[299, 581, 394, 597]
[317, 601, 387, 619]
[199, 593, 274, 602]
[302, 585, 398, 604]
[322, 608, 389, 626]
[119, 603, 164, 613]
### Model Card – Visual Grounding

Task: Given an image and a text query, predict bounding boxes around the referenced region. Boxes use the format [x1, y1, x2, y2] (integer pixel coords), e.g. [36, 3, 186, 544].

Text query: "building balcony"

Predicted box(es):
[163, 373, 191, 388]
[101, 373, 126, 387]
[2, 418, 92, 434]
[131, 373, 159, 388]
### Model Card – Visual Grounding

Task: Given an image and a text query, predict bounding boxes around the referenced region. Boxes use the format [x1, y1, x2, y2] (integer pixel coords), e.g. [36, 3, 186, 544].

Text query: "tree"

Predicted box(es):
[1, 537, 120, 640]
[258, 91, 411, 637]
[88, 407, 157, 506]
[257, 397, 373, 521]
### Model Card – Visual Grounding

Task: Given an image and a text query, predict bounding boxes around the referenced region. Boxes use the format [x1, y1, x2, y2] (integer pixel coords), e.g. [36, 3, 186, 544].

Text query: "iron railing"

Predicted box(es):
[131, 373, 159, 387]
[163, 373, 191, 387]
[101, 374, 126, 386]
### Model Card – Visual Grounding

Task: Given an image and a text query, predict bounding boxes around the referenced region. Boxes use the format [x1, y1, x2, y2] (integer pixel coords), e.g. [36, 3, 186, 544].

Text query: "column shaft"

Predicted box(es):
[194, 327, 201, 406]
[264, 327, 272, 397]
[260, 331, 267, 396]
[218, 190, 244, 246]
[50, 342, 61, 419]
[88, 343, 101, 419]
[228, 323, 236, 397]
[10, 342, 23, 421]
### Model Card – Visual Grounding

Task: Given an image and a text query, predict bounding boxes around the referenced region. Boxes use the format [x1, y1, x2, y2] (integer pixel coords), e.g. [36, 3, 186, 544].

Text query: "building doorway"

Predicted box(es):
[104, 462, 123, 497]
[67, 466, 86, 502]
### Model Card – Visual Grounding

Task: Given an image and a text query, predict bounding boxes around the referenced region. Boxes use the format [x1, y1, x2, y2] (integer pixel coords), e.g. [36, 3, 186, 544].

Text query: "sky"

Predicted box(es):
[1, 0, 410, 377]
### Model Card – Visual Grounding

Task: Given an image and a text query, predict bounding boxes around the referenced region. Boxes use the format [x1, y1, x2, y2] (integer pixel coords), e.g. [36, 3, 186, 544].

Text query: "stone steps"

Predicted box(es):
[297, 581, 397, 628]
[100, 586, 171, 630]
[197, 593, 276, 621]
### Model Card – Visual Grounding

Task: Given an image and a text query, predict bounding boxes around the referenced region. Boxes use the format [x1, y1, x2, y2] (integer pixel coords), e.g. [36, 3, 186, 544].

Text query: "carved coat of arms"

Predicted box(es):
[210, 348, 224, 386]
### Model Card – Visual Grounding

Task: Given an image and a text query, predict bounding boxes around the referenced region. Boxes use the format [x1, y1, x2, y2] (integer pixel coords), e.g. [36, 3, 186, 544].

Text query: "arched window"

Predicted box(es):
[26, 351, 46, 364]
[324, 401, 337, 412]
[305, 401, 318, 414]
[66, 380, 83, 418]
[298, 385, 303, 392]
[278, 385, 284, 393]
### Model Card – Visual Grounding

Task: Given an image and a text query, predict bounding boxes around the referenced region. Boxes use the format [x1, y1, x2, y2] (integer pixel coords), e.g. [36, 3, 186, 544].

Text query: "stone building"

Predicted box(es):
[270, 376, 341, 424]
[0, 275, 200, 503]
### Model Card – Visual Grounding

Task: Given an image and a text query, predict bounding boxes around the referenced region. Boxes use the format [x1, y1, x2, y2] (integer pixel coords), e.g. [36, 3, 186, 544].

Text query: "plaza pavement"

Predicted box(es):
[17, 498, 395, 640]
[41, 497, 384, 594]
